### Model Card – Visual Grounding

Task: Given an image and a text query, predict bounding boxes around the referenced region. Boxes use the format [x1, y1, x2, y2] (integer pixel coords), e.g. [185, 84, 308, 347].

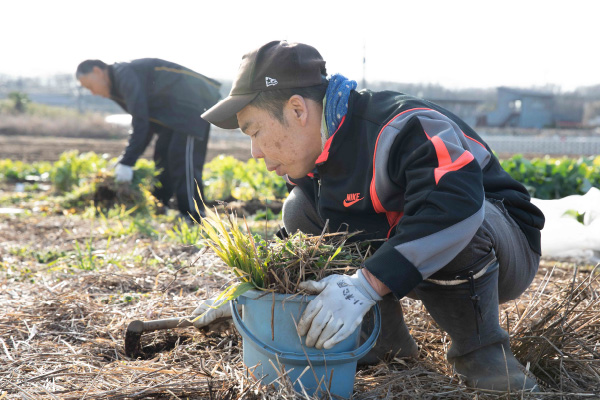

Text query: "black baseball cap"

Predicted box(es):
[201, 40, 327, 129]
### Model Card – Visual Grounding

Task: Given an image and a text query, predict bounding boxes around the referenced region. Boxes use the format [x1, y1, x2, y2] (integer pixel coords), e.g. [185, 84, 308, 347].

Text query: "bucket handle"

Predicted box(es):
[230, 295, 381, 364]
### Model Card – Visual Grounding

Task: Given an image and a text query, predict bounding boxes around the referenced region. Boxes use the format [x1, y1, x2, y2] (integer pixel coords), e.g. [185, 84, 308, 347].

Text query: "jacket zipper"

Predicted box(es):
[311, 171, 322, 220]
[317, 178, 321, 198]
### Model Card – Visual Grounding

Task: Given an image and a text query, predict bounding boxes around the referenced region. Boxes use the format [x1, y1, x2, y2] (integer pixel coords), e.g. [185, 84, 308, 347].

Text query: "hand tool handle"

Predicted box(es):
[126, 316, 195, 335]
[143, 317, 194, 332]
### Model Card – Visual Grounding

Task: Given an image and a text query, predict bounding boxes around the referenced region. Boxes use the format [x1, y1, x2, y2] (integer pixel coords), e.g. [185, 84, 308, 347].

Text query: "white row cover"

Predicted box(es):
[532, 187, 600, 261]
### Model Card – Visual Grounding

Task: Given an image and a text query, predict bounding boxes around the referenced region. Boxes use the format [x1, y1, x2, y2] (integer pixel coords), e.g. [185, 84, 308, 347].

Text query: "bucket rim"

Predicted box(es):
[240, 289, 316, 303]
[231, 293, 381, 365]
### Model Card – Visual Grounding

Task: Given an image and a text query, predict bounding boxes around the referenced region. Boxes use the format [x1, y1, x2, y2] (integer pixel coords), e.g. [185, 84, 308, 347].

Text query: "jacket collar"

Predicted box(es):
[107, 65, 126, 106]
[314, 91, 355, 165]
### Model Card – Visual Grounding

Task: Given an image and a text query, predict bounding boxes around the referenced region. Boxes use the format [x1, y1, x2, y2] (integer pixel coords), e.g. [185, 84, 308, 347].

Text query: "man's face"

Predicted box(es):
[237, 97, 322, 179]
[77, 67, 110, 98]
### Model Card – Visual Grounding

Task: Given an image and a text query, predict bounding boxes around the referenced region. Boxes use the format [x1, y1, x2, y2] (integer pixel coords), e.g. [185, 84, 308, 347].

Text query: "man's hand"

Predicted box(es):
[297, 269, 381, 349]
[114, 163, 134, 183]
[192, 298, 240, 330]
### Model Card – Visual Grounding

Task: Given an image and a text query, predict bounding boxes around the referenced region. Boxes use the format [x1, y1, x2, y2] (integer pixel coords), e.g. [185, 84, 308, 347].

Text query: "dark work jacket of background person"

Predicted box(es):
[108, 58, 222, 166]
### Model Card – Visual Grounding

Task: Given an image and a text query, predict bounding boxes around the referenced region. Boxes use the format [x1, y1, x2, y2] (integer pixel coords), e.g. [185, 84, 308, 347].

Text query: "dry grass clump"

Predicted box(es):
[199, 209, 379, 299]
[260, 229, 379, 295]
[61, 167, 158, 214]
[88, 173, 154, 211]
[510, 265, 600, 392]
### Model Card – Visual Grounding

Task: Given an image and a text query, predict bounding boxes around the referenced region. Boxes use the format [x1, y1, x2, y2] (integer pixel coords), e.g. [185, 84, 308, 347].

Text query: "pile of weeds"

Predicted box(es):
[198, 206, 380, 304]
[61, 158, 158, 214]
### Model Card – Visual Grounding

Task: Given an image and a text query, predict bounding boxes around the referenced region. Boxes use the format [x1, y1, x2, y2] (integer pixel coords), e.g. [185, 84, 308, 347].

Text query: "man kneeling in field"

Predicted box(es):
[194, 40, 545, 392]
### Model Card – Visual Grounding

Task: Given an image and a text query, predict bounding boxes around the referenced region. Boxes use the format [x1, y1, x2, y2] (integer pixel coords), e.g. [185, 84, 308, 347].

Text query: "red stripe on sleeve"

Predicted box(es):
[428, 135, 475, 184]
[434, 151, 474, 184]
[464, 133, 487, 149]
[429, 135, 452, 166]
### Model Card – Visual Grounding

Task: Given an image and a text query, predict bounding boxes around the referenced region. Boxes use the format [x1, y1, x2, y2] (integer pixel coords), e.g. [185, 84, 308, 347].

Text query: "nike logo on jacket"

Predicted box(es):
[343, 193, 364, 207]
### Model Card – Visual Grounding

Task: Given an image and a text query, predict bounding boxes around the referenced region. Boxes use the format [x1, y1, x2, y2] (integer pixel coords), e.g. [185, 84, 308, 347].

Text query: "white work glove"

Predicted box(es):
[191, 298, 241, 330]
[114, 163, 134, 183]
[297, 269, 382, 350]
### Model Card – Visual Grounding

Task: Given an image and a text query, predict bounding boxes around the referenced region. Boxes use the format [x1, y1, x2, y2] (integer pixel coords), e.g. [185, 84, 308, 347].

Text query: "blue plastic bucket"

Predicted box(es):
[231, 290, 381, 399]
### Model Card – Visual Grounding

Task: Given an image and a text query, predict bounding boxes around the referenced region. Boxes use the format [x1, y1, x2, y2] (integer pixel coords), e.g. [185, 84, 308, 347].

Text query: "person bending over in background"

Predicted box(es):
[76, 58, 221, 220]
[196, 41, 545, 392]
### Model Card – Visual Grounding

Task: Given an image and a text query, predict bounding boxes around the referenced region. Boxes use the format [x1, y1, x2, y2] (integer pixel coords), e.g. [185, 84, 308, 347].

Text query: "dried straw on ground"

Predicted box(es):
[1, 215, 599, 399]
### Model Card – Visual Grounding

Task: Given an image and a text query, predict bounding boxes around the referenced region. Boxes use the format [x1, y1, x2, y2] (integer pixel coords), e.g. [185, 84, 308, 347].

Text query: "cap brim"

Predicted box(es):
[201, 93, 259, 129]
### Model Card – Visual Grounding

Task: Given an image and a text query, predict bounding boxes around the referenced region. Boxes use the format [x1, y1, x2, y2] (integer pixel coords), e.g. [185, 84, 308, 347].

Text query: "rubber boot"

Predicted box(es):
[358, 294, 419, 366]
[415, 259, 539, 392]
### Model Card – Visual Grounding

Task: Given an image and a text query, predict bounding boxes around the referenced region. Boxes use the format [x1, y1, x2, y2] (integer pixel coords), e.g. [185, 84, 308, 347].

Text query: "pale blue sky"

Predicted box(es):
[1, 0, 598, 90]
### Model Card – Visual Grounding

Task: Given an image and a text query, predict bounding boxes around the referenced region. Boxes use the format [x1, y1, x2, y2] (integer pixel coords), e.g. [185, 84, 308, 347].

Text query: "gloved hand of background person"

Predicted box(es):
[297, 269, 382, 349]
[192, 298, 241, 330]
[114, 163, 134, 183]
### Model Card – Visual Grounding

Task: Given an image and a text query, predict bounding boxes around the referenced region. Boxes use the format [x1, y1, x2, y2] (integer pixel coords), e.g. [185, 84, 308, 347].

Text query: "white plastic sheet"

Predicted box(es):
[531, 187, 600, 260]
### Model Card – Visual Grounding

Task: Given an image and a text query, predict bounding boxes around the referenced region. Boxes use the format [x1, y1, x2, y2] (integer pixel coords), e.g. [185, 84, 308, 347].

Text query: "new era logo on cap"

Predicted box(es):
[265, 76, 278, 87]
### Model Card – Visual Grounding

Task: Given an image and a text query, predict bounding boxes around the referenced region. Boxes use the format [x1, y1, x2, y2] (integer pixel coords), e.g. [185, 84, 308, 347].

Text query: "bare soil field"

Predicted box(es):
[1, 210, 599, 399]
[0, 130, 251, 163]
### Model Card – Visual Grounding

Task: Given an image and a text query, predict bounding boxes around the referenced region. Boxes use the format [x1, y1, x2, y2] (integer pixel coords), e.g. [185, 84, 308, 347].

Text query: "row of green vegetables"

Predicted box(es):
[500, 154, 600, 199]
[0, 152, 287, 202]
[1, 152, 599, 200]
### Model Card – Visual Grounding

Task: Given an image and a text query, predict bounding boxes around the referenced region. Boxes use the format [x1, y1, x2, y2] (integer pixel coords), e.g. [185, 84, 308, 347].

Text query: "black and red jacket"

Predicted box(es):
[288, 90, 545, 298]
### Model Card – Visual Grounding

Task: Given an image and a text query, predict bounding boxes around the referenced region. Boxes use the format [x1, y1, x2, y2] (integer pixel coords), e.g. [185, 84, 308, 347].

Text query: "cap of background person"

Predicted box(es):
[201, 40, 326, 129]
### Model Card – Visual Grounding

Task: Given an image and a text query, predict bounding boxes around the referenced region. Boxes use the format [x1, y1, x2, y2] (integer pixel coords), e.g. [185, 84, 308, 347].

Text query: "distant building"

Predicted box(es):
[427, 98, 483, 127]
[583, 101, 600, 127]
[486, 87, 554, 129]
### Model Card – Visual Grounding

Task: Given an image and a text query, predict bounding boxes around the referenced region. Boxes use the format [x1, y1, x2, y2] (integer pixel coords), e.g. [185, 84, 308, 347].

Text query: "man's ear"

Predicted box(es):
[287, 95, 309, 126]
[92, 66, 108, 80]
